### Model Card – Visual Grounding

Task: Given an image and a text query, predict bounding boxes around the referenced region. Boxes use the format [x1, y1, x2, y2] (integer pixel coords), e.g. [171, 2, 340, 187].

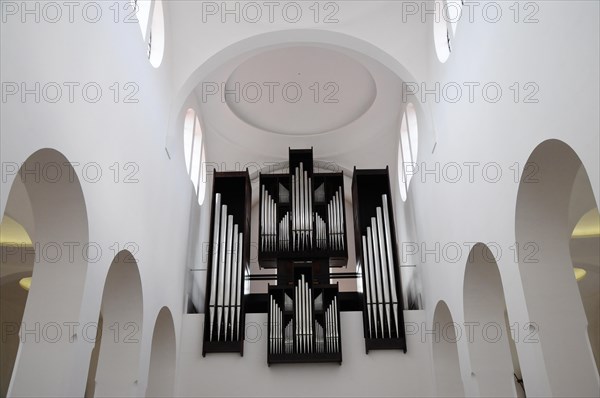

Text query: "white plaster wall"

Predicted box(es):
[407, 1, 600, 396]
[176, 311, 433, 397]
[1, 1, 187, 395]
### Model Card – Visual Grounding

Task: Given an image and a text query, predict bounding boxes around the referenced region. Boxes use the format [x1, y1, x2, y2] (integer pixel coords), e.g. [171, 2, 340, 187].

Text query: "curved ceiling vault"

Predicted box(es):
[226, 46, 377, 136]
[193, 42, 406, 160]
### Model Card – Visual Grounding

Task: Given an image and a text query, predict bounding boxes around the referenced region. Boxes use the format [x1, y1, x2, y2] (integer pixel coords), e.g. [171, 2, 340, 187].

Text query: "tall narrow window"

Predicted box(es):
[132, 0, 165, 67]
[133, 0, 152, 40]
[148, 0, 165, 68]
[183, 109, 195, 172]
[446, 0, 463, 36]
[198, 147, 207, 205]
[183, 109, 207, 205]
[190, 118, 202, 194]
[434, 0, 454, 63]
[398, 103, 419, 201]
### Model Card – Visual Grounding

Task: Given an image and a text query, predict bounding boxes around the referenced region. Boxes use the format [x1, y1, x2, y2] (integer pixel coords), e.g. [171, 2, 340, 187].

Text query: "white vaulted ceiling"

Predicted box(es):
[193, 42, 407, 164]
[225, 46, 377, 136]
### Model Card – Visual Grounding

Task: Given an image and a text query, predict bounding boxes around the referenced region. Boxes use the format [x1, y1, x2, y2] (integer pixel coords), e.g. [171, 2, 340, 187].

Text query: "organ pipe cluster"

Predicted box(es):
[269, 297, 284, 354]
[360, 194, 400, 338]
[268, 275, 340, 356]
[208, 193, 243, 342]
[261, 186, 277, 251]
[328, 187, 345, 250]
[294, 275, 313, 353]
[315, 214, 327, 249]
[260, 162, 346, 254]
[323, 297, 340, 353]
[291, 163, 313, 251]
[278, 212, 289, 251]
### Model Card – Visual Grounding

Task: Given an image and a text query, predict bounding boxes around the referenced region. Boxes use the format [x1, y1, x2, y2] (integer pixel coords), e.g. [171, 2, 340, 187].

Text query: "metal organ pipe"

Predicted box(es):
[302, 275, 307, 353]
[299, 164, 304, 249]
[295, 285, 299, 352]
[338, 192, 342, 240]
[216, 205, 228, 340]
[362, 235, 373, 338]
[208, 200, 246, 343]
[272, 197, 276, 250]
[308, 176, 313, 248]
[223, 216, 234, 339]
[261, 186, 265, 251]
[334, 193, 339, 249]
[333, 297, 339, 352]
[370, 217, 388, 336]
[374, 210, 392, 337]
[371, 217, 389, 338]
[292, 174, 296, 250]
[269, 197, 273, 251]
[367, 226, 384, 338]
[225, 224, 238, 339]
[269, 298, 273, 353]
[325, 187, 345, 251]
[235, 232, 243, 340]
[209, 194, 221, 340]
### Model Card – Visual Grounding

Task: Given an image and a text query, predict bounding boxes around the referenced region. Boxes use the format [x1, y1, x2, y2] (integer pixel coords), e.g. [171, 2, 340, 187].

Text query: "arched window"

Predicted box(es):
[398, 103, 419, 201]
[434, 0, 462, 63]
[131, 0, 165, 68]
[183, 109, 207, 205]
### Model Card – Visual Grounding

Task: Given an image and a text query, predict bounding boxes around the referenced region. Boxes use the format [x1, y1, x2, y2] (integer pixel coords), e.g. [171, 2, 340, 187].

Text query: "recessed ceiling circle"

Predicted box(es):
[224, 46, 377, 135]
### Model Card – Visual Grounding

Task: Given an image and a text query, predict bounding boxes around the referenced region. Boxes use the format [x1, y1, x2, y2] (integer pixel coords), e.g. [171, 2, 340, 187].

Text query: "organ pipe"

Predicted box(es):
[360, 195, 401, 339]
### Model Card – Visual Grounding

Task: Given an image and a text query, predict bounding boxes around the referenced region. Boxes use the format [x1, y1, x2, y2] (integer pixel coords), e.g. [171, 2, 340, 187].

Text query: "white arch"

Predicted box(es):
[432, 300, 466, 397]
[146, 306, 176, 397]
[515, 139, 600, 396]
[4, 148, 89, 397]
[92, 250, 144, 397]
[463, 243, 518, 397]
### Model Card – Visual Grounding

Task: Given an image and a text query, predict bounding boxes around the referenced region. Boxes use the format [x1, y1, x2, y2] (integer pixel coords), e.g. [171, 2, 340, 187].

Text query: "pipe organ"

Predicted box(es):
[352, 167, 407, 353]
[203, 171, 251, 356]
[260, 148, 346, 364]
[202, 151, 406, 362]
[268, 271, 341, 363]
[258, 149, 348, 267]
